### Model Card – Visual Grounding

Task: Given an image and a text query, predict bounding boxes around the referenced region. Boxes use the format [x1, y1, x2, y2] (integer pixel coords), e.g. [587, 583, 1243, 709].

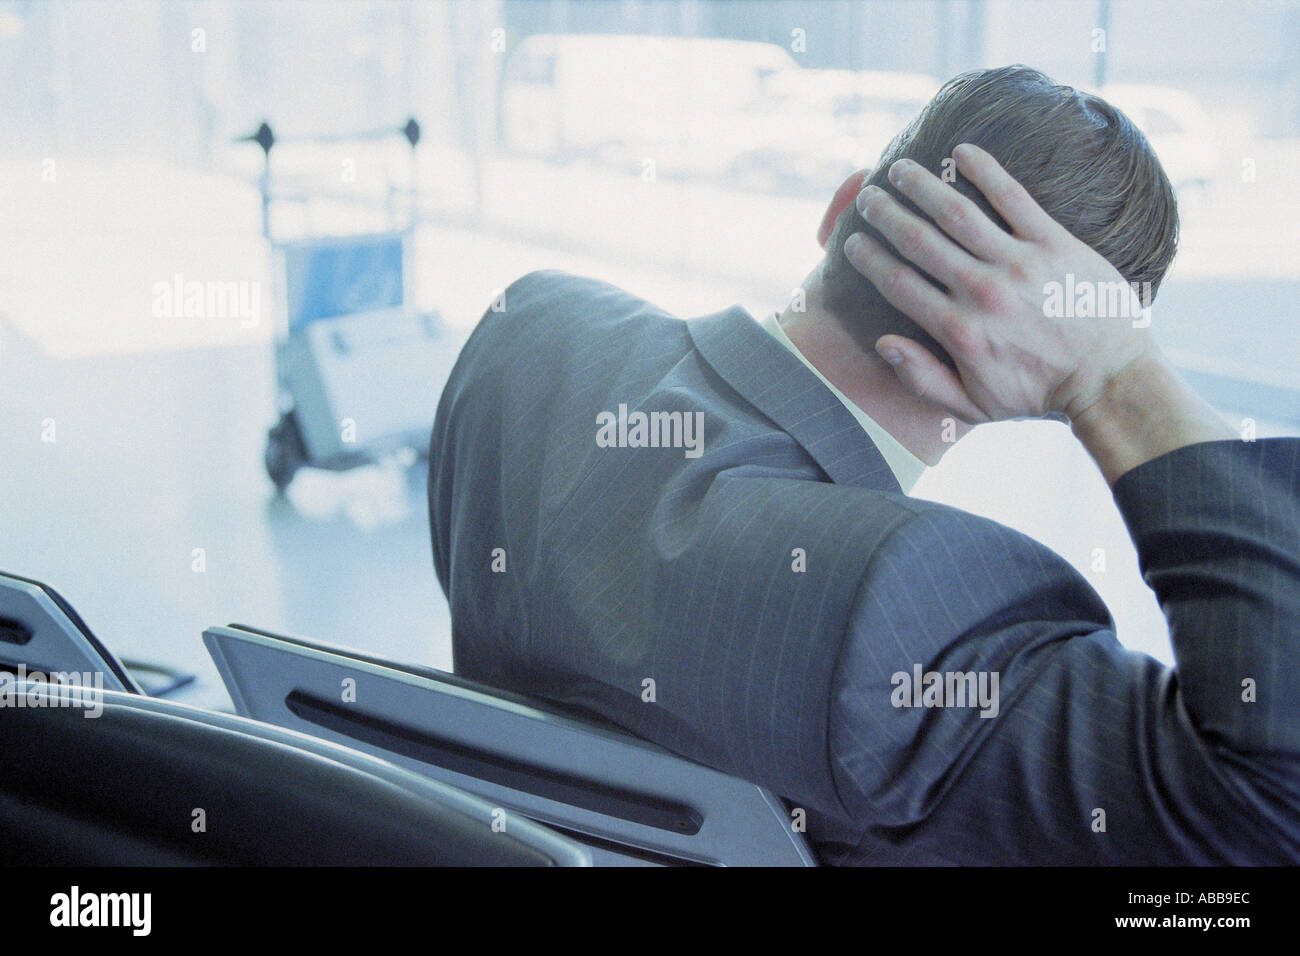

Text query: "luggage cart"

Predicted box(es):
[239, 118, 458, 493]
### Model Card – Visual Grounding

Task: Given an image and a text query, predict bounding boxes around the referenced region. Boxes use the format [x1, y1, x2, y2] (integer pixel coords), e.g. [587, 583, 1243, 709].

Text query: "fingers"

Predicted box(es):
[881, 158, 1017, 263]
[856, 184, 984, 288]
[951, 143, 1059, 244]
[844, 232, 958, 351]
[876, 334, 989, 424]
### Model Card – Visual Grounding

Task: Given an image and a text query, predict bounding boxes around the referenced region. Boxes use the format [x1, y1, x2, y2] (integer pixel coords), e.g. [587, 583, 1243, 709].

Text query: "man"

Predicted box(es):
[429, 67, 1300, 864]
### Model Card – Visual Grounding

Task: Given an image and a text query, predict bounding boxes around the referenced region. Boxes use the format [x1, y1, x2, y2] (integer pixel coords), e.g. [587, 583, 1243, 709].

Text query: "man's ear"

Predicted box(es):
[817, 168, 870, 248]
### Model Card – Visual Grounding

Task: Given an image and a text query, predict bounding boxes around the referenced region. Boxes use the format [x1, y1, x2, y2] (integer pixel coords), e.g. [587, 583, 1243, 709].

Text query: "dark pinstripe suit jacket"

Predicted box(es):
[429, 270, 1300, 865]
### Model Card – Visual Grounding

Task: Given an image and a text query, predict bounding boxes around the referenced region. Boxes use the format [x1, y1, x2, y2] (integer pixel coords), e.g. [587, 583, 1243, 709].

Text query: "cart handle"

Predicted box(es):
[235, 118, 420, 157]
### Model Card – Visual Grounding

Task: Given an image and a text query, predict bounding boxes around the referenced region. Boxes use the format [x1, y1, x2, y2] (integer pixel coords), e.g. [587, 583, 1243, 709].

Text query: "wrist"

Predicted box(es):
[1069, 349, 1236, 485]
[1068, 346, 1166, 428]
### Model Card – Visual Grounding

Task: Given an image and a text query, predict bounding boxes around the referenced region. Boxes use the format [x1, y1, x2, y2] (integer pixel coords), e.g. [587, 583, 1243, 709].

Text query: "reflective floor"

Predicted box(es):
[0, 330, 451, 710]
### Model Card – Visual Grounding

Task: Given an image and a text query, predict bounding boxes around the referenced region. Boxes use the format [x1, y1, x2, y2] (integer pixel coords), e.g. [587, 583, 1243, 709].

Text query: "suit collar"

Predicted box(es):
[688, 307, 901, 492]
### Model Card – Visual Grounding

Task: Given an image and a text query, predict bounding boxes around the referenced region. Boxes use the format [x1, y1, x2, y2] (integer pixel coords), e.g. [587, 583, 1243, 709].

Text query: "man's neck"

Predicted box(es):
[776, 292, 959, 467]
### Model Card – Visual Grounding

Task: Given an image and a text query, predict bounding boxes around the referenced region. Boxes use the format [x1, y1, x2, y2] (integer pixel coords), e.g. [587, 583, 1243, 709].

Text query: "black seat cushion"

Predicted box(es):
[0, 698, 555, 866]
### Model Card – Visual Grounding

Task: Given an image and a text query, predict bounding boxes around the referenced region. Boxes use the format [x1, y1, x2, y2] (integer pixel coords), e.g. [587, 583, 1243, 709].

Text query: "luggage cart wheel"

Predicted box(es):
[266, 410, 308, 494]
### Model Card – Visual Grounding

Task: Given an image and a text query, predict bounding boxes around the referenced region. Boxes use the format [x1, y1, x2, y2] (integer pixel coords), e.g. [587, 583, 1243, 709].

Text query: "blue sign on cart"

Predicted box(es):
[283, 234, 404, 330]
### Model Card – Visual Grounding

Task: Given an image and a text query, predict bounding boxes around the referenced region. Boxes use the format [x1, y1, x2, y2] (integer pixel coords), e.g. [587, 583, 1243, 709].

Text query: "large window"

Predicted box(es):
[3, 0, 1296, 694]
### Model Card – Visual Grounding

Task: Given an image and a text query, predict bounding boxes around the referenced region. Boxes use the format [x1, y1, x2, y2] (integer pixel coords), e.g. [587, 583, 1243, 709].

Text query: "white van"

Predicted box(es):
[501, 33, 800, 177]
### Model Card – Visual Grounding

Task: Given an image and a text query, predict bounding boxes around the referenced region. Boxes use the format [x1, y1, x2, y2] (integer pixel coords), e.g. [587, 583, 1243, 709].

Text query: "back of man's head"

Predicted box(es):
[821, 65, 1180, 367]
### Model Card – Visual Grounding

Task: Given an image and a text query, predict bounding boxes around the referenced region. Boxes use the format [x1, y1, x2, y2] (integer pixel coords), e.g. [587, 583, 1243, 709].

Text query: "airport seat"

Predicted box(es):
[204, 624, 819, 867]
[0, 570, 142, 694]
[0, 682, 590, 866]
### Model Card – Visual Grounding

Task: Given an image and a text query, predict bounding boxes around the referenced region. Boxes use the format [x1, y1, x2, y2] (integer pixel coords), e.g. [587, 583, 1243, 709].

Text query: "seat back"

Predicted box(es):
[0, 682, 589, 866]
[204, 624, 817, 866]
[0, 570, 140, 693]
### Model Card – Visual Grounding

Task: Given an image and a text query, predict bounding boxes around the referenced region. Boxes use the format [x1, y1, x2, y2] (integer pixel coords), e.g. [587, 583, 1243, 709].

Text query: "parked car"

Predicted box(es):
[728, 69, 939, 195]
[501, 33, 801, 179]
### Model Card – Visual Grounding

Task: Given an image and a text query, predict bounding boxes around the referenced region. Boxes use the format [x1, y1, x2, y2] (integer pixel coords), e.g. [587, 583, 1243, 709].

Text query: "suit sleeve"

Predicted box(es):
[824, 437, 1300, 865]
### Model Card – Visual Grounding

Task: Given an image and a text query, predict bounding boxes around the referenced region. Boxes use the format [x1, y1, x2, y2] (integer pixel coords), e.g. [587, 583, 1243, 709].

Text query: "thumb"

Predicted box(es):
[875, 335, 988, 424]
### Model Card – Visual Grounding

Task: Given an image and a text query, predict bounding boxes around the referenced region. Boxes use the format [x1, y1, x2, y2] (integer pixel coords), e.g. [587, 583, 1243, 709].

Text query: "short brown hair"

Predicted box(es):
[821, 65, 1179, 367]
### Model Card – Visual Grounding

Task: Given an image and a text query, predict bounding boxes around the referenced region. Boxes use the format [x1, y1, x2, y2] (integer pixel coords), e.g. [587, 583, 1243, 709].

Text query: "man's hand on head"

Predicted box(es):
[845, 143, 1160, 425]
[845, 143, 1235, 484]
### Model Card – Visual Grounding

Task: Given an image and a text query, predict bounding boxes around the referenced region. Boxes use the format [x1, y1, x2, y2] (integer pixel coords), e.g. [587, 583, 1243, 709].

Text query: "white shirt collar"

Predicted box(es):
[761, 312, 926, 493]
